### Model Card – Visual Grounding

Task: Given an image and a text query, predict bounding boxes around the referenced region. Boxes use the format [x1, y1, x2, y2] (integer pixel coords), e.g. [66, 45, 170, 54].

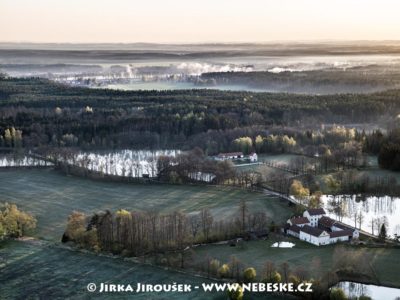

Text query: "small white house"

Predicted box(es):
[303, 208, 326, 227]
[249, 152, 258, 162]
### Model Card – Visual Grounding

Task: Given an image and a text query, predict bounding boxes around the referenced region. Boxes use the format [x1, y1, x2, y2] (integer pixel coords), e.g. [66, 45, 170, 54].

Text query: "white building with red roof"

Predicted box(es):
[285, 208, 359, 246]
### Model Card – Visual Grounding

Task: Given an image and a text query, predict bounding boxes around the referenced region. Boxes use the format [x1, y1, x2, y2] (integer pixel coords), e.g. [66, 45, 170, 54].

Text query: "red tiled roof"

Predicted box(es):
[329, 230, 353, 238]
[333, 223, 352, 231]
[288, 225, 301, 234]
[289, 217, 310, 225]
[300, 225, 326, 237]
[319, 216, 336, 227]
[306, 208, 326, 216]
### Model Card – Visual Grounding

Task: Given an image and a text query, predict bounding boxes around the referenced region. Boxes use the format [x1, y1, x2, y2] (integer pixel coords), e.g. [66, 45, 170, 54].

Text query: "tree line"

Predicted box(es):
[1, 76, 399, 154]
[62, 200, 268, 258]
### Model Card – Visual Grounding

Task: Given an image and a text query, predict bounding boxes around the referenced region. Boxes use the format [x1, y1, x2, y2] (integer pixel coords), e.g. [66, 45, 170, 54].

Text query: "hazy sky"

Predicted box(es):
[1, 0, 399, 43]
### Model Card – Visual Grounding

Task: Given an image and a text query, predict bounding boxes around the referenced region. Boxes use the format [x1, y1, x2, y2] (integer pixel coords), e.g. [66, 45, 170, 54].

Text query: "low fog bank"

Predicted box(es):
[1, 42, 400, 94]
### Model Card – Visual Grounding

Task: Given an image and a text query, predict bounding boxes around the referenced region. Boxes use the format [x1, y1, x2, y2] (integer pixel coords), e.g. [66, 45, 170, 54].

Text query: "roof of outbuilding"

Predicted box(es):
[289, 217, 310, 225]
[300, 225, 326, 237]
[288, 225, 301, 234]
[329, 230, 354, 238]
[306, 208, 326, 216]
[333, 222, 354, 231]
[319, 216, 336, 227]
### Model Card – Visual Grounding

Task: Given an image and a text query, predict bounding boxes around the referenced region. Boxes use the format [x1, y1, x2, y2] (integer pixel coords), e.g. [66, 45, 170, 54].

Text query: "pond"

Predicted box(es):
[0, 150, 180, 177]
[335, 281, 400, 299]
[321, 195, 400, 237]
[0, 155, 52, 167]
[74, 149, 180, 177]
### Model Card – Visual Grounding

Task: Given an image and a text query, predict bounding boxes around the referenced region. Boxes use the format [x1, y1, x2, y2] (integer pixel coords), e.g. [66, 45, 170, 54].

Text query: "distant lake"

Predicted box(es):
[335, 281, 400, 299]
[322, 195, 400, 237]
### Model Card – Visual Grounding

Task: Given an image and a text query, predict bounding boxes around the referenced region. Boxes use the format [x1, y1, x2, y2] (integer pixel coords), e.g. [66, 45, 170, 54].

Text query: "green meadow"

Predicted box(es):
[0, 169, 293, 241]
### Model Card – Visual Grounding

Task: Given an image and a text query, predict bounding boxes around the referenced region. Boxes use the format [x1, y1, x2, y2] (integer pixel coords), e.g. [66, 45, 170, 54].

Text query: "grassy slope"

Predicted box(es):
[3, 168, 398, 295]
[0, 240, 224, 300]
[192, 238, 333, 278]
[191, 237, 400, 288]
[0, 169, 293, 241]
[0, 169, 292, 299]
[315, 155, 400, 191]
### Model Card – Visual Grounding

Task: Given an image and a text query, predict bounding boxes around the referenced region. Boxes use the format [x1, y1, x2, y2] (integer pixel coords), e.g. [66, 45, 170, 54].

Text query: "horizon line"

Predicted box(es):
[1, 39, 400, 45]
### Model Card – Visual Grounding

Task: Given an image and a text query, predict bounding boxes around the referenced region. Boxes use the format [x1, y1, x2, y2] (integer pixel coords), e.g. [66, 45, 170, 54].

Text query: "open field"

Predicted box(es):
[0, 169, 293, 241]
[233, 154, 310, 177]
[317, 167, 400, 191]
[0, 240, 288, 299]
[357, 168, 400, 184]
[257, 154, 308, 165]
[191, 237, 334, 278]
[0, 169, 292, 300]
[190, 237, 400, 288]
[234, 154, 309, 167]
[0, 240, 223, 300]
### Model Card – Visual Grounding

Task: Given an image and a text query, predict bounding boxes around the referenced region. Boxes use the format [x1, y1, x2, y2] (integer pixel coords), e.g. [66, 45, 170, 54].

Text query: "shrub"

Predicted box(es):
[209, 259, 221, 276]
[243, 267, 257, 282]
[270, 271, 281, 283]
[330, 288, 347, 300]
[218, 264, 230, 278]
[227, 284, 243, 300]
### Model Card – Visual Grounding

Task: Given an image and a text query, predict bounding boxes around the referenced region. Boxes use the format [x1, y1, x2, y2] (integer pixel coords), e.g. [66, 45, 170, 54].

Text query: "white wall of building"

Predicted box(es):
[299, 231, 330, 246]
[303, 211, 325, 227]
[329, 235, 349, 244]
[289, 210, 359, 246]
[287, 230, 299, 238]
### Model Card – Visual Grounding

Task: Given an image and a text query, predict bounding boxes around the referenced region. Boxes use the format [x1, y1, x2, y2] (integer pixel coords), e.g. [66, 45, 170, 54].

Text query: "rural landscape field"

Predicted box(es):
[2, 1, 400, 300]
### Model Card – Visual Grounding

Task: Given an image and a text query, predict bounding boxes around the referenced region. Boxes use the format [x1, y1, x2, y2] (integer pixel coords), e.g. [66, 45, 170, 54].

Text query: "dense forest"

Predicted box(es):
[0, 76, 399, 152]
[199, 65, 400, 94]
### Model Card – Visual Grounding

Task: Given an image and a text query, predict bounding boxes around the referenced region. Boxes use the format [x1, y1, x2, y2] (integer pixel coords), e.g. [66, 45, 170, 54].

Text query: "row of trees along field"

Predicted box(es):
[1, 76, 400, 153]
[0, 203, 36, 240]
[62, 200, 269, 258]
[177, 242, 374, 299]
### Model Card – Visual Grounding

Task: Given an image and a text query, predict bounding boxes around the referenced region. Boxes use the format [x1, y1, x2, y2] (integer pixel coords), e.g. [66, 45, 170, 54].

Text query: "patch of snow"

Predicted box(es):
[271, 242, 295, 248]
